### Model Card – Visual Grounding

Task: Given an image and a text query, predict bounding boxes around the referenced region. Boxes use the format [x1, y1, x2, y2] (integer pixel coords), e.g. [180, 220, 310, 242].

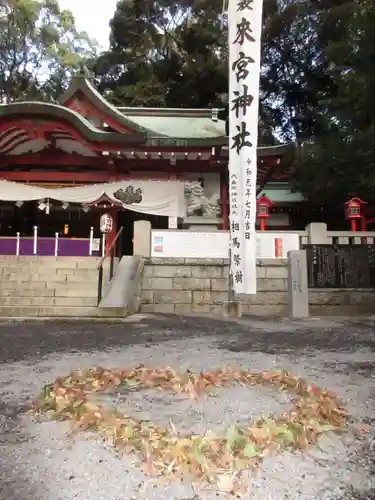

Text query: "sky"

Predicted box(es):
[59, 0, 118, 49]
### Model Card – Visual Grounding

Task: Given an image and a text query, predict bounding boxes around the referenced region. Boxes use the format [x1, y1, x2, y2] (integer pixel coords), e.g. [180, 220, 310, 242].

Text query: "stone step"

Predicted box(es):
[0, 274, 109, 285]
[0, 296, 98, 307]
[1, 272, 98, 283]
[0, 265, 112, 276]
[0, 284, 105, 298]
[0, 256, 101, 267]
[0, 306, 129, 318]
[0, 260, 117, 274]
[0, 280, 98, 290]
[0, 263, 106, 273]
[0, 287, 54, 297]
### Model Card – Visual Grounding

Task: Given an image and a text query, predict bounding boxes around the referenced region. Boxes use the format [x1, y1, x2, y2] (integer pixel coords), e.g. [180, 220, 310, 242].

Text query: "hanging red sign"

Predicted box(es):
[100, 213, 113, 233]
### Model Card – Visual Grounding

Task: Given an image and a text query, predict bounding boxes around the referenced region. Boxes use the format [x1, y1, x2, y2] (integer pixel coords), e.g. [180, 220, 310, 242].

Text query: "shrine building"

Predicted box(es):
[0, 70, 296, 256]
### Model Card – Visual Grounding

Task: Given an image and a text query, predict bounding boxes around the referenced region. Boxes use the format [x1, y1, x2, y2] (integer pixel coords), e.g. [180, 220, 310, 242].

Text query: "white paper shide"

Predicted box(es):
[228, 0, 263, 294]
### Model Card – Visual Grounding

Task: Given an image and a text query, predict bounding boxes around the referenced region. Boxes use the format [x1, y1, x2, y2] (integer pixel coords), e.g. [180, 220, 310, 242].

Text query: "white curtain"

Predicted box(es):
[0, 180, 187, 218]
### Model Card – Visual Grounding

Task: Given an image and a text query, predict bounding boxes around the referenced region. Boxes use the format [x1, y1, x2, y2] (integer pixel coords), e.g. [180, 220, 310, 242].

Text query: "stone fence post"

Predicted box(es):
[133, 220, 151, 257]
[305, 222, 330, 244]
[287, 250, 309, 318]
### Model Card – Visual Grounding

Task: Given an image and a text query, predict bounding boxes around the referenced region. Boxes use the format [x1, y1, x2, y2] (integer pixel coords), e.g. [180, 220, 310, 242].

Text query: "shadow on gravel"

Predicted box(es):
[1, 315, 375, 500]
[0, 401, 29, 443]
[335, 436, 375, 500]
[216, 326, 375, 354]
[0, 401, 34, 500]
[0, 316, 209, 363]
[324, 360, 375, 377]
[1, 314, 375, 363]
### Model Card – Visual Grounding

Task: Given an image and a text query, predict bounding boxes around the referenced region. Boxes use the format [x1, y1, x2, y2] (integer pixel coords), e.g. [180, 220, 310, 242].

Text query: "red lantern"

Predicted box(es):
[256, 195, 272, 231]
[345, 197, 366, 232]
[100, 213, 113, 233]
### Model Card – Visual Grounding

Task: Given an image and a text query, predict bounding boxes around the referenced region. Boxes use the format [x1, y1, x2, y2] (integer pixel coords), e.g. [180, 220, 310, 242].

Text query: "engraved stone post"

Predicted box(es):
[287, 250, 309, 318]
[133, 220, 151, 257]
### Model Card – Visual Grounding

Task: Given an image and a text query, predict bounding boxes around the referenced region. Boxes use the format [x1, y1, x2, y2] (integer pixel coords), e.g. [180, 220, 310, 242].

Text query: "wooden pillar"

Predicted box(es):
[361, 216, 367, 232]
[105, 205, 118, 255]
[220, 171, 229, 230]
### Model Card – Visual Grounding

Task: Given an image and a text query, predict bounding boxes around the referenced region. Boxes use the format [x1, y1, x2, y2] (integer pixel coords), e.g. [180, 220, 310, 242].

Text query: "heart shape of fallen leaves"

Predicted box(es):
[31, 365, 347, 492]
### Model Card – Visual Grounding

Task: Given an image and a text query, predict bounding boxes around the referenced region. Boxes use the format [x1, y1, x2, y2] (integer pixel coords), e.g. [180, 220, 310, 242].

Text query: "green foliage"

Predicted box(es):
[95, 0, 228, 109]
[261, 0, 337, 142]
[0, 0, 98, 102]
[2, 0, 374, 204]
[95, 0, 375, 202]
[95, 0, 277, 143]
[291, 0, 375, 205]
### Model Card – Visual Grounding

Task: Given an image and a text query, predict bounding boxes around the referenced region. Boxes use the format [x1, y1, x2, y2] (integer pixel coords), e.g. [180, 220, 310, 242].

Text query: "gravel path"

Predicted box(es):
[0, 314, 375, 499]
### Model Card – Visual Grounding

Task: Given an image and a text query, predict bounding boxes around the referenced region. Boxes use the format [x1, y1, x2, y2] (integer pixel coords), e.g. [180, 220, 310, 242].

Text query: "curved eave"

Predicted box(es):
[220, 142, 296, 161]
[0, 102, 146, 145]
[59, 77, 146, 134]
[257, 143, 296, 160]
[145, 135, 228, 148]
[117, 106, 226, 118]
[86, 194, 123, 207]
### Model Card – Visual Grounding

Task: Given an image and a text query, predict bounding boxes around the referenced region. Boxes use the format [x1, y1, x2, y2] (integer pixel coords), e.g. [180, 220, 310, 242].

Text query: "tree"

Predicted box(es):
[96, 0, 335, 146]
[96, 0, 375, 198]
[95, 0, 282, 145]
[0, 0, 98, 103]
[95, 0, 228, 109]
[260, 0, 337, 143]
[291, 0, 375, 206]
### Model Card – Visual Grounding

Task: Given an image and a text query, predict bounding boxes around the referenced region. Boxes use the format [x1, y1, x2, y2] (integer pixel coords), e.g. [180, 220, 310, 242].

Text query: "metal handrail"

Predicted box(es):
[96, 226, 124, 270]
[97, 226, 124, 305]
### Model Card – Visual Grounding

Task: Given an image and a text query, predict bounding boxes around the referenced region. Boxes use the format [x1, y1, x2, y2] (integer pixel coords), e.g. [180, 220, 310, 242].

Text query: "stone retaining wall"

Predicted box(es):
[140, 258, 375, 315]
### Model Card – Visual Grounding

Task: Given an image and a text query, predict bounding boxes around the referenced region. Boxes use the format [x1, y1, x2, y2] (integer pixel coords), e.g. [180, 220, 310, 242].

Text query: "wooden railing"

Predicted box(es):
[96, 226, 124, 306]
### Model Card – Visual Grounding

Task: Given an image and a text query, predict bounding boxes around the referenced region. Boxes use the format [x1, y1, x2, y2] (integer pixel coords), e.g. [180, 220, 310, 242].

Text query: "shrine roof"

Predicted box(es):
[117, 107, 226, 140]
[56, 72, 297, 153]
[0, 70, 296, 158]
[220, 143, 295, 158]
[0, 101, 145, 145]
[59, 73, 227, 147]
[59, 70, 223, 147]
[259, 183, 304, 203]
[59, 74, 146, 134]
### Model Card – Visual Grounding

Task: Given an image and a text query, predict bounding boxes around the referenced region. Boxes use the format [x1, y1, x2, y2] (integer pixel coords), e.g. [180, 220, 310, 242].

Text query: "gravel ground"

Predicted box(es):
[0, 314, 375, 500]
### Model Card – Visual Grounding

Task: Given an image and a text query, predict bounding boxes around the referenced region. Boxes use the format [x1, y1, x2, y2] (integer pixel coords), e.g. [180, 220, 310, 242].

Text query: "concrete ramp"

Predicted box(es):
[99, 256, 144, 314]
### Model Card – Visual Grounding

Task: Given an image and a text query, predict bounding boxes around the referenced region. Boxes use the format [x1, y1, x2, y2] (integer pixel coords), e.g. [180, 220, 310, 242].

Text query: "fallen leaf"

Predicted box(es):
[217, 474, 234, 493]
[30, 365, 347, 490]
[243, 443, 260, 458]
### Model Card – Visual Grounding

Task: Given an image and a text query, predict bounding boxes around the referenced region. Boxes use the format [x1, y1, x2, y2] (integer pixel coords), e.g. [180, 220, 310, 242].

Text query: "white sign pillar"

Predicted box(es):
[228, 0, 264, 294]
